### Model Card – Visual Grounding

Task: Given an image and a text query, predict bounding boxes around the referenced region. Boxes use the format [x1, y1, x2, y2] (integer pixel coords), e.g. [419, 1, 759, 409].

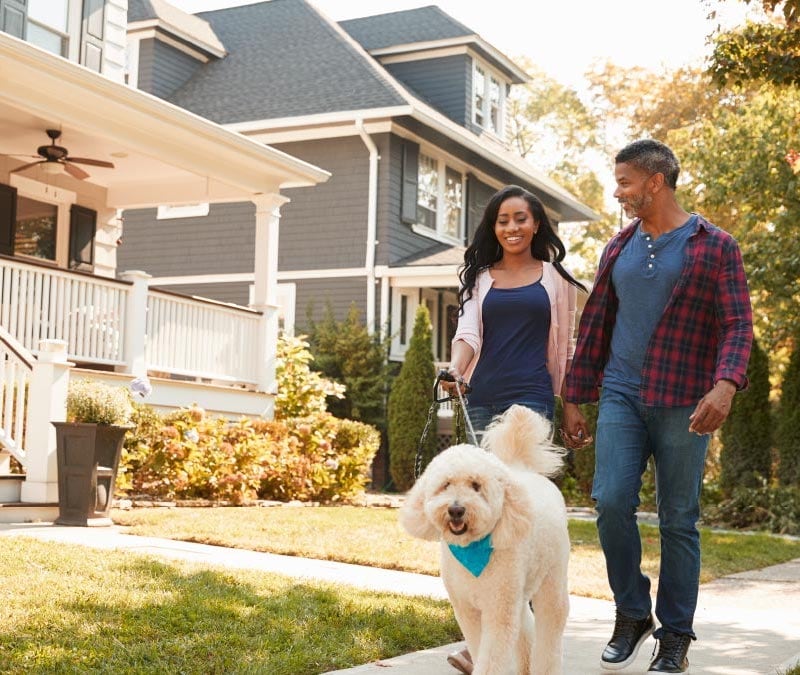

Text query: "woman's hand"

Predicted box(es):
[561, 402, 593, 449]
[440, 366, 469, 396]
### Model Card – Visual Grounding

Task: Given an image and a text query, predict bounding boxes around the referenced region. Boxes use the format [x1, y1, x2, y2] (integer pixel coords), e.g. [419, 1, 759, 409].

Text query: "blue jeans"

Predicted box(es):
[593, 388, 708, 638]
[467, 400, 554, 441]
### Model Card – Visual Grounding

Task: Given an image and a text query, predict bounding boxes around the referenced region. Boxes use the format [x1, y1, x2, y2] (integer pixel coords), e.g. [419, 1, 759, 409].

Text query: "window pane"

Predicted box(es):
[16, 196, 57, 261]
[400, 295, 408, 345]
[417, 153, 438, 229]
[444, 168, 463, 238]
[27, 23, 66, 56]
[29, 0, 69, 31]
[489, 77, 502, 133]
[473, 65, 485, 126]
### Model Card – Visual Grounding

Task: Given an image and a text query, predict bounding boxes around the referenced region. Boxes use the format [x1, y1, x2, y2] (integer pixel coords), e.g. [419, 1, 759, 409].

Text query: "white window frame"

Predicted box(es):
[390, 288, 418, 360]
[472, 57, 508, 137]
[157, 203, 210, 220]
[412, 151, 465, 245]
[27, 0, 70, 57]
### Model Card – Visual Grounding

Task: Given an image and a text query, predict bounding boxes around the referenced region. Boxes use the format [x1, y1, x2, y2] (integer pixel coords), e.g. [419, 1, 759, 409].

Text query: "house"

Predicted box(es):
[0, 0, 329, 519]
[120, 0, 599, 367]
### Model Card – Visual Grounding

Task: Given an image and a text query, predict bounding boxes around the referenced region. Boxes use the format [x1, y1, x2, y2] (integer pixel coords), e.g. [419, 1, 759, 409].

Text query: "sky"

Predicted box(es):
[166, 0, 753, 91]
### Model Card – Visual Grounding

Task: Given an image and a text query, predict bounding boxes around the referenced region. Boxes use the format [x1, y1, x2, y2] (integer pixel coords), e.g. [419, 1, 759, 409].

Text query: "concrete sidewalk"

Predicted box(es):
[1, 522, 798, 675]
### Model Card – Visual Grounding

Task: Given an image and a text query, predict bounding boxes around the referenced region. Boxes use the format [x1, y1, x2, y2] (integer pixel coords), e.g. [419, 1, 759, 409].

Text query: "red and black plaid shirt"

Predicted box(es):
[565, 215, 753, 407]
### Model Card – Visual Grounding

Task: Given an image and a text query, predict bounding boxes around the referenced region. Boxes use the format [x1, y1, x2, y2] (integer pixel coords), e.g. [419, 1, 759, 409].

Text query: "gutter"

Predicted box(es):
[356, 119, 380, 334]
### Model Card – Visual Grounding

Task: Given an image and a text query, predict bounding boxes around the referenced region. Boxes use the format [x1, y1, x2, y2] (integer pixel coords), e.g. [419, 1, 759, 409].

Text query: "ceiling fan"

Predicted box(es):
[8, 129, 114, 180]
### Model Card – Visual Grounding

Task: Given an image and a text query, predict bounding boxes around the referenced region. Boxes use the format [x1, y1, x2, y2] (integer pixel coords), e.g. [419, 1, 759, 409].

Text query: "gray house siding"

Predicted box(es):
[137, 38, 203, 99]
[153, 281, 252, 306]
[384, 54, 471, 127]
[118, 201, 255, 283]
[293, 276, 368, 332]
[275, 136, 370, 271]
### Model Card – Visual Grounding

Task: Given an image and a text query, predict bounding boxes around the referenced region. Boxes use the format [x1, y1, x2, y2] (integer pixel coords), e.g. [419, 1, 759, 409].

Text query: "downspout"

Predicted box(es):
[356, 119, 379, 334]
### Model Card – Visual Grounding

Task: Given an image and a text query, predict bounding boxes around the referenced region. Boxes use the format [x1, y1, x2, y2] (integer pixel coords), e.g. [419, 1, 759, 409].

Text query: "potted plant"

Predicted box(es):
[53, 379, 135, 526]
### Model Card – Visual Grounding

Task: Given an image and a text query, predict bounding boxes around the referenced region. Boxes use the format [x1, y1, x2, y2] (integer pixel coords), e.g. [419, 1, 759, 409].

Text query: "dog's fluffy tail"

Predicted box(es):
[481, 404, 565, 477]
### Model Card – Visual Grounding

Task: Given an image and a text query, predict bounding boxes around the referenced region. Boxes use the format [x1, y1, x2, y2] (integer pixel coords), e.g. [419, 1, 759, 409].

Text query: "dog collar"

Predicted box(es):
[448, 533, 493, 577]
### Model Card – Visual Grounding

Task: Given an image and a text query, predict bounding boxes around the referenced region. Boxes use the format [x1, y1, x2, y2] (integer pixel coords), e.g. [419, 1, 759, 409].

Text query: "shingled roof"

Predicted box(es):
[167, 0, 406, 124]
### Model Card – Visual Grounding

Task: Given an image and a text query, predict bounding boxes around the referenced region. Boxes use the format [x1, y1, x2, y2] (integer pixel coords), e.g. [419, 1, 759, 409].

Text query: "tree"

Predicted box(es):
[776, 333, 800, 485]
[719, 338, 773, 494]
[306, 303, 391, 431]
[387, 305, 437, 491]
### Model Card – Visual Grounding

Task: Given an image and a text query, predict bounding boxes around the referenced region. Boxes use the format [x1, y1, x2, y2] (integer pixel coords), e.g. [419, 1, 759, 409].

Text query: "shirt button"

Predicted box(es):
[650, 254, 655, 258]
[648, 244, 653, 248]
[648, 263, 653, 268]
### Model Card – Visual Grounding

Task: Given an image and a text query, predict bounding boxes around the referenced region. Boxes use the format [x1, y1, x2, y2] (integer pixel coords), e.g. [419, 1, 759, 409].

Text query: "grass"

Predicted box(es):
[0, 537, 460, 674]
[111, 505, 800, 600]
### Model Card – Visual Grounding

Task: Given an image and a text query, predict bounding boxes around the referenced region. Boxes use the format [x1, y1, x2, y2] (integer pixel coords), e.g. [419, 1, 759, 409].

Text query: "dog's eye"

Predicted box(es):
[441, 481, 450, 491]
[471, 481, 481, 492]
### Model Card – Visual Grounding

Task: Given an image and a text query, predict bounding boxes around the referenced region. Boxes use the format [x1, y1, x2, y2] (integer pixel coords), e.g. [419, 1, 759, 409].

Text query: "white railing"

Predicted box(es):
[0, 326, 34, 467]
[0, 257, 128, 366]
[146, 289, 261, 385]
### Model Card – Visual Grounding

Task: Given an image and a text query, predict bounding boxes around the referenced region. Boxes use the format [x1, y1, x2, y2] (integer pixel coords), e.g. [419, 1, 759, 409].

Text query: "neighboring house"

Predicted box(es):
[0, 0, 328, 518]
[121, 0, 599, 367]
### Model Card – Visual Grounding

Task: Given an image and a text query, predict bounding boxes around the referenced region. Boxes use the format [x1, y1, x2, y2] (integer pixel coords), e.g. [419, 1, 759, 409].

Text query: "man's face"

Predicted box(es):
[613, 162, 655, 219]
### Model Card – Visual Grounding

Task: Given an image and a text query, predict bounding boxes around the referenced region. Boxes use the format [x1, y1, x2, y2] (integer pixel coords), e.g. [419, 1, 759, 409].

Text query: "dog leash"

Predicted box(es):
[414, 369, 479, 478]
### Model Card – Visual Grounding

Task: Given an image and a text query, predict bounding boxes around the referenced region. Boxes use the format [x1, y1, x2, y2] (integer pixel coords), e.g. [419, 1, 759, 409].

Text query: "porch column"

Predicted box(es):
[250, 193, 290, 408]
[119, 270, 151, 378]
[19, 340, 72, 503]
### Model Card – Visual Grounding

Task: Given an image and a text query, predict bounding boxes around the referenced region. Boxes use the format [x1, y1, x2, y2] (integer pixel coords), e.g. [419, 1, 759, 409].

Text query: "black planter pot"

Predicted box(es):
[52, 422, 129, 526]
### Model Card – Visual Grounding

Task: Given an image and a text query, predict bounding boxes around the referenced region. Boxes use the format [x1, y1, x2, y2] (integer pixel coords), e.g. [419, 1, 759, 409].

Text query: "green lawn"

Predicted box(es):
[111, 505, 800, 601]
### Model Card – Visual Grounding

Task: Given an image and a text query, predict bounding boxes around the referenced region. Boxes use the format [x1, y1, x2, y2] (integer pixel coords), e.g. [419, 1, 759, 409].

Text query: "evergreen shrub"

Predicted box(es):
[776, 335, 800, 486]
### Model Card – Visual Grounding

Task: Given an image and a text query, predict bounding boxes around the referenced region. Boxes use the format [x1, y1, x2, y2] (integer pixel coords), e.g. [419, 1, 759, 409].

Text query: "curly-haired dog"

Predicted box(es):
[400, 405, 570, 675]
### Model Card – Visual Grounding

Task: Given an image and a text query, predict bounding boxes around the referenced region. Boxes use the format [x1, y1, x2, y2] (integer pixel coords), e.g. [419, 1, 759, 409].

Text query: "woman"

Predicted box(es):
[445, 185, 586, 423]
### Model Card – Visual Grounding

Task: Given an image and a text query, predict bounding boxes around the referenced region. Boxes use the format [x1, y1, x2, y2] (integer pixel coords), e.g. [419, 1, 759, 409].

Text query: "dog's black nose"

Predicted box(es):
[448, 504, 465, 520]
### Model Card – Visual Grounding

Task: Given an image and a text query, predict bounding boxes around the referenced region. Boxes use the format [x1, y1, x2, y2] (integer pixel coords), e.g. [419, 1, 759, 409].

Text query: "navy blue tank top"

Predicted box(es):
[468, 279, 552, 407]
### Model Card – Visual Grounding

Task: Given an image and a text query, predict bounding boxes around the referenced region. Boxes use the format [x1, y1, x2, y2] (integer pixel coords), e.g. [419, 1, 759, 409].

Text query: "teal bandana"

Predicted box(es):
[448, 534, 494, 577]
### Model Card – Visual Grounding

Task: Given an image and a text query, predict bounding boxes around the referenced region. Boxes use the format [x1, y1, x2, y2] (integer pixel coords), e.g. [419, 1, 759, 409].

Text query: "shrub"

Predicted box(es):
[306, 303, 391, 432]
[66, 379, 132, 425]
[703, 485, 800, 535]
[719, 337, 773, 495]
[387, 305, 437, 491]
[776, 335, 800, 486]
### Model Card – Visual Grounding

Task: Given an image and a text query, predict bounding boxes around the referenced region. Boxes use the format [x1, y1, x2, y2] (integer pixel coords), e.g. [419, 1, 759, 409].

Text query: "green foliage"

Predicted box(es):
[719, 338, 774, 494]
[274, 333, 344, 420]
[66, 378, 133, 425]
[777, 335, 800, 485]
[387, 305, 437, 491]
[704, 484, 800, 534]
[119, 404, 379, 504]
[306, 303, 391, 431]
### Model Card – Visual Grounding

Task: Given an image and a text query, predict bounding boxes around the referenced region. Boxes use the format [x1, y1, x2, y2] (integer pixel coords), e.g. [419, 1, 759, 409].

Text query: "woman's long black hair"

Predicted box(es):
[457, 185, 587, 315]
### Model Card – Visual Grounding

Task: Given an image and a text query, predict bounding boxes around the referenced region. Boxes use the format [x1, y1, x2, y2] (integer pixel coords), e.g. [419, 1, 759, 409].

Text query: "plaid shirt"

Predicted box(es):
[565, 215, 753, 407]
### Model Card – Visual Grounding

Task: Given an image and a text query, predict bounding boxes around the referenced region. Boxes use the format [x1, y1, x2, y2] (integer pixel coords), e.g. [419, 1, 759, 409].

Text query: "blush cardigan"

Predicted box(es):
[452, 263, 578, 398]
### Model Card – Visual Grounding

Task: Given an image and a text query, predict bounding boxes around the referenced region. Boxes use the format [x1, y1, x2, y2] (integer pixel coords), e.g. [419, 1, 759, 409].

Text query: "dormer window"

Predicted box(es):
[416, 151, 463, 242]
[472, 59, 506, 136]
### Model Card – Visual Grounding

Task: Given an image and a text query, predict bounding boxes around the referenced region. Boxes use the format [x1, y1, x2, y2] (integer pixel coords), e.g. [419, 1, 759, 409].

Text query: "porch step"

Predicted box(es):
[0, 502, 59, 524]
[0, 474, 23, 502]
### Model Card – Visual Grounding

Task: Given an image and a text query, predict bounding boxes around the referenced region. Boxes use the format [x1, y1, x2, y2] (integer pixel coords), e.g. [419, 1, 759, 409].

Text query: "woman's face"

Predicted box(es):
[494, 196, 537, 256]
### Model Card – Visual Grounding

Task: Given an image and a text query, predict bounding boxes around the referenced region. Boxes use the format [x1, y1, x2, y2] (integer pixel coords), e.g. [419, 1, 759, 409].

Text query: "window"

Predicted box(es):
[27, 0, 69, 57]
[472, 59, 507, 136]
[415, 152, 463, 241]
[15, 195, 57, 261]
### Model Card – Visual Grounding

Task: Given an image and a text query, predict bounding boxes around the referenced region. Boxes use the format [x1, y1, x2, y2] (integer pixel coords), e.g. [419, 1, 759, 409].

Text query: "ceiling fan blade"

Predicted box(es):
[10, 160, 45, 173]
[63, 162, 89, 180]
[67, 157, 114, 168]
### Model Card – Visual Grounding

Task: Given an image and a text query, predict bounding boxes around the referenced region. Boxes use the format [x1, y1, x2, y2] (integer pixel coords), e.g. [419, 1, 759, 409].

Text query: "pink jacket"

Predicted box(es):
[452, 263, 578, 397]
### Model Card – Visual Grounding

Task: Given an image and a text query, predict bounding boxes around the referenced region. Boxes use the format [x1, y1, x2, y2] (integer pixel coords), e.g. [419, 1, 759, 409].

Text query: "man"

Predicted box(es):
[562, 139, 752, 673]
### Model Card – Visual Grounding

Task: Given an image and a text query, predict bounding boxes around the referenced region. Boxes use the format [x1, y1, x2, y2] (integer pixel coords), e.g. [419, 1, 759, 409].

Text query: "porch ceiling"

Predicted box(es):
[0, 33, 329, 209]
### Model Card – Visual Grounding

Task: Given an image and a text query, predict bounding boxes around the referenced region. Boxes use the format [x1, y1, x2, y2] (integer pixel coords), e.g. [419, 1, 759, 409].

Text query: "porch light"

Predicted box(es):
[42, 161, 61, 175]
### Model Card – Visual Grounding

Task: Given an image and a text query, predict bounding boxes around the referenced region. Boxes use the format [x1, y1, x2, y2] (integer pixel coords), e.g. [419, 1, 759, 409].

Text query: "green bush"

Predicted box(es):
[777, 335, 800, 486]
[719, 338, 773, 495]
[306, 303, 391, 432]
[703, 485, 800, 535]
[388, 305, 437, 491]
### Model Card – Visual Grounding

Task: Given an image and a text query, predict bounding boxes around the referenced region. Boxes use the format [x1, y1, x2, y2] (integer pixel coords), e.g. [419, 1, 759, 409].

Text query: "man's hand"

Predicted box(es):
[561, 402, 593, 449]
[689, 379, 737, 435]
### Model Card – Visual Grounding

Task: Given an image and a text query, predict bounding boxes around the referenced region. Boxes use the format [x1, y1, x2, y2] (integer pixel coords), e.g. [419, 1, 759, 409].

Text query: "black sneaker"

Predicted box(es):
[647, 632, 691, 673]
[601, 610, 655, 670]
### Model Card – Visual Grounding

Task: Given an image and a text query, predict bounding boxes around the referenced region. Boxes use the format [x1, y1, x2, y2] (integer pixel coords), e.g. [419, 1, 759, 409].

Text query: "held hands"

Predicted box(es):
[440, 366, 470, 396]
[689, 379, 737, 435]
[560, 402, 593, 449]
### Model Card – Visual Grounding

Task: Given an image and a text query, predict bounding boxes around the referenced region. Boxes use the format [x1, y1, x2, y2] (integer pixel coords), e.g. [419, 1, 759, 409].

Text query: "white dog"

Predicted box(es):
[399, 405, 570, 675]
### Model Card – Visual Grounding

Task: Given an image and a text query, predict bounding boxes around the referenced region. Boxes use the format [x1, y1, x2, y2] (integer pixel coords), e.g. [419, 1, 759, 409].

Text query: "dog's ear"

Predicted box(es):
[399, 473, 440, 541]
[491, 476, 533, 549]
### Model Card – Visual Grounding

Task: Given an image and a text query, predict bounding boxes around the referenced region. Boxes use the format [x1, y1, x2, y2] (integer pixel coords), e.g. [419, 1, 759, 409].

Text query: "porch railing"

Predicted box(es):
[0, 256, 263, 388]
[0, 325, 34, 467]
